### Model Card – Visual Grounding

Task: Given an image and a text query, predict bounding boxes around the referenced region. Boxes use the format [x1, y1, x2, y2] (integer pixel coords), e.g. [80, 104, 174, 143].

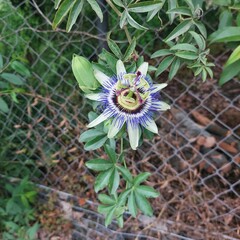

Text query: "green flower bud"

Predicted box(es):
[72, 54, 100, 93]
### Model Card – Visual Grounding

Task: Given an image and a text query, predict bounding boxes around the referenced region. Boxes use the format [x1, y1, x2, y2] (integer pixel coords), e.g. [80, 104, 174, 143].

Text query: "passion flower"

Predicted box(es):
[86, 60, 170, 150]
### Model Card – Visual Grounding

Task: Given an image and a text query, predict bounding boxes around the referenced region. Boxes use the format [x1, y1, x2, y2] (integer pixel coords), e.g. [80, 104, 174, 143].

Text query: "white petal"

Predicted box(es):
[127, 122, 140, 150]
[108, 118, 125, 138]
[137, 62, 148, 76]
[116, 60, 126, 76]
[154, 101, 171, 111]
[87, 112, 109, 128]
[94, 69, 110, 87]
[85, 93, 103, 101]
[151, 83, 168, 93]
[142, 119, 158, 134]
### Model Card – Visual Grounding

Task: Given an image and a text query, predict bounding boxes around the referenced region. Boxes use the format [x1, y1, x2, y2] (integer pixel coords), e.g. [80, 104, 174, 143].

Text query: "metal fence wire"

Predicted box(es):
[0, 0, 239, 239]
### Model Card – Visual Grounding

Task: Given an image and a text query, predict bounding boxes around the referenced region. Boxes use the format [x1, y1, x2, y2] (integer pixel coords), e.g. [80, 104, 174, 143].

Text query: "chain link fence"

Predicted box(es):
[0, 0, 239, 239]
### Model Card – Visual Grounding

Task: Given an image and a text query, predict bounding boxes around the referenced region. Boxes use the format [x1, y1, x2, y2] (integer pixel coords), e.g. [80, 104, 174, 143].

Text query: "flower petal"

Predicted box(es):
[94, 69, 111, 88]
[87, 111, 110, 128]
[142, 118, 158, 134]
[116, 60, 126, 76]
[152, 101, 171, 111]
[127, 122, 140, 150]
[85, 93, 104, 101]
[151, 83, 168, 93]
[108, 117, 125, 138]
[137, 62, 148, 76]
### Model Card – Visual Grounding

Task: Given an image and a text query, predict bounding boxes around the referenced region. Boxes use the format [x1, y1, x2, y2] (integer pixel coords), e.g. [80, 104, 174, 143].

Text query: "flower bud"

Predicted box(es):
[72, 54, 100, 93]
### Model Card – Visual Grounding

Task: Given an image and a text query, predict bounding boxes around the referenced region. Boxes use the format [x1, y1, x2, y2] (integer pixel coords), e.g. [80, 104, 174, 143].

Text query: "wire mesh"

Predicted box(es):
[0, 0, 239, 239]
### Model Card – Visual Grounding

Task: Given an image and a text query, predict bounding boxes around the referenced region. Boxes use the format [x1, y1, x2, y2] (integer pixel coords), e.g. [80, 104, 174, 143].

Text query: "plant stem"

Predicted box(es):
[106, 0, 132, 44]
[106, 0, 121, 17]
[120, 138, 127, 168]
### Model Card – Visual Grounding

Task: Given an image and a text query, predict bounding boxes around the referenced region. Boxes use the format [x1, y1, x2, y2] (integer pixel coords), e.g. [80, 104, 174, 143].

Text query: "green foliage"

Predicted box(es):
[86, 144, 159, 227]
[0, 178, 39, 240]
[208, 0, 240, 85]
[53, 0, 103, 31]
[0, 53, 30, 113]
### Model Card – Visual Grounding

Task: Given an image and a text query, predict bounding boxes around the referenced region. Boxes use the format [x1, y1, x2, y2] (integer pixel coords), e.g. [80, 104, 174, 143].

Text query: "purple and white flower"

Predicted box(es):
[85, 60, 170, 150]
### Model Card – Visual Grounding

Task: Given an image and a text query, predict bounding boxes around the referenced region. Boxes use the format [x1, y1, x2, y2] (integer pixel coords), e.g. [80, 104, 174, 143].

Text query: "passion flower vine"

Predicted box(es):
[86, 60, 170, 150]
[72, 55, 171, 227]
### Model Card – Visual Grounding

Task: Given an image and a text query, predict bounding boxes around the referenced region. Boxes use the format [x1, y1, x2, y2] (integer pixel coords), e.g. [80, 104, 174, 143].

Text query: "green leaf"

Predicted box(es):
[113, 0, 124, 7]
[11, 61, 31, 77]
[109, 169, 120, 194]
[201, 68, 207, 81]
[100, 49, 118, 73]
[237, 12, 240, 27]
[66, 0, 84, 32]
[0, 54, 3, 69]
[218, 10, 233, 29]
[98, 194, 116, 205]
[84, 135, 108, 151]
[117, 215, 124, 228]
[0, 97, 9, 113]
[171, 43, 198, 52]
[104, 145, 116, 162]
[225, 45, 240, 67]
[134, 172, 151, 186]
[107, 36, 122, 59]
[155, 55, 175, 77]
[86, 0, 103, 22]
[219, 59, 240, 86]
[128, 1, 163, 13]
[123, 37, 136, 61]
[86, 158, 113, 171]
[98, 204, 114, 214]
[118, 189, 131, 205]
[105, 206, 115, 226]
[94, 168, 114, 192]
[135, 192, 153, 216]
[1, 73, 24, 85]
[165, 19, 192, 42]
[92, 62, 115, 76]
[79, 129, 105, 142]
[168, 0, 177, 24]
[54, 0, 62, 9]
[72, 54, 100, 93]
[169, 57, 180, 80]
[120, 10, 127, 28]
[151, 49, 173, 58]
[209, 27, 240, 43]
[189, 31, 206, 50]
[128, 191, 137, 217]
[147, 6, 162, 22]
[194, 21, 207, 38]
[117, 165, 133, 182]
[136, 185, 159, 198]
[167, 7, 192, 16]
[205, 67, 213, 79]
[27, 222, 39, 240]
[126, 12, 148, 30]
[53, 0, 76, 29]
[175, 51, 198, 60]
